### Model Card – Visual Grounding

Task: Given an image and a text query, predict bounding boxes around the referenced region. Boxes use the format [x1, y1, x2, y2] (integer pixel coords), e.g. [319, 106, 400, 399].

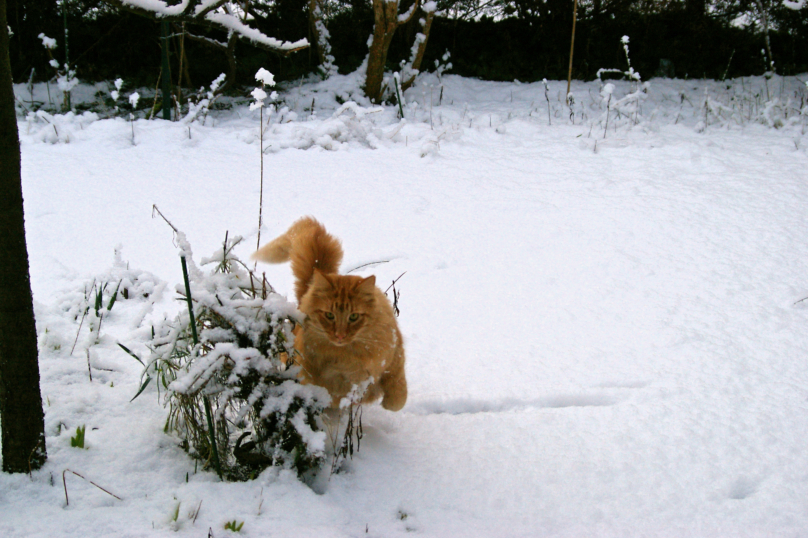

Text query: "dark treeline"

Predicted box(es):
[7, 0, 808, 90]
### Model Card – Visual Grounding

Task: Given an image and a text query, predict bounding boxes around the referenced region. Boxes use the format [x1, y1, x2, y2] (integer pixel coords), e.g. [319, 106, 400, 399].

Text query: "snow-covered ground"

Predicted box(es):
[3, 72, 808, 537]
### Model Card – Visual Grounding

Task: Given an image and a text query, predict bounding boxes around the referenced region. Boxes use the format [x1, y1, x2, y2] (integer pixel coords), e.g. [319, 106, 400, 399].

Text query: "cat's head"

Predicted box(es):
[300, 271, 377, 346]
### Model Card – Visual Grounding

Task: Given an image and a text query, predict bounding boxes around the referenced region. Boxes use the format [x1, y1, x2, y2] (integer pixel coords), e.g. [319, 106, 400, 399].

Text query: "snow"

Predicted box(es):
[254, 68, 275, 87]
[4, 71, 808, 537]
[38, 33, 57, 49]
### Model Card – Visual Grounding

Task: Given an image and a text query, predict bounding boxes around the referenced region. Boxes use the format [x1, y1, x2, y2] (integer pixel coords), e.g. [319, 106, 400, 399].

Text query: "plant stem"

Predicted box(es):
[256, 102, 264, 252]
[394, 75, 405, 119]
[161, 21, 171, 120]
[180, 255, 221, 479]
[566, 0, 579, 99]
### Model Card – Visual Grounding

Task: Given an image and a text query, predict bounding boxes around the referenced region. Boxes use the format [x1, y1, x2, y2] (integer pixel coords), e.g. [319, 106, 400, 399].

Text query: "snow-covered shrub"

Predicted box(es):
[690, 77, 807, 132]
[138, 234, 329, 480]
[38, 32, 77, 112]
[110, 78, 124, 109]
[24, 109, 98, 144]
[183, 73, 227, 126]
[261, 101, 395, 151]
[592, 36, 649, 133]
[38, 247, 165, 355]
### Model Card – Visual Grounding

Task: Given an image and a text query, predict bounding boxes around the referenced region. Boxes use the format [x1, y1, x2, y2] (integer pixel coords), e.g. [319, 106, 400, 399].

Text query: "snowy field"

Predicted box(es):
[3, 72, 808, 537]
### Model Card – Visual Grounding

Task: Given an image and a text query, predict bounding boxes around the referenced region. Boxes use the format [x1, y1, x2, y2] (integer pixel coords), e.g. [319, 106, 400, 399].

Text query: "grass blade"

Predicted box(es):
[130, 376, 152, 402]
[117, 342, 144, 366]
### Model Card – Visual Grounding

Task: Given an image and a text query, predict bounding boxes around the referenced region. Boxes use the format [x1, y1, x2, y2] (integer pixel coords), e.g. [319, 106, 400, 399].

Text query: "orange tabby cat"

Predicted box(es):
[253, 217, 407, 411]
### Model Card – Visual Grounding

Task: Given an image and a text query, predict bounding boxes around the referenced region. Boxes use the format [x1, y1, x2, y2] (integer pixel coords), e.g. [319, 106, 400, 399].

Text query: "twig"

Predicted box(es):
[86, 349, 93, 382]
[148, 68, 163, 120]
[346, 260, 391, 273]
[28, 438, 45, 479]
[152, 204, 179, 234]
[70, 306, 89, 356]
[62, 469, 123, 506]
[394, 74, 405, 119]
[192, 499, 203, 524]
[384, 272, 407, 294]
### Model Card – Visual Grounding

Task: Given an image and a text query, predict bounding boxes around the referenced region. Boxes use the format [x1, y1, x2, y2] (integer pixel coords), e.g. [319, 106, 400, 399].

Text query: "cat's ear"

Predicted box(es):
[357, 275, 376, 293]
[311, 269, 334, 290]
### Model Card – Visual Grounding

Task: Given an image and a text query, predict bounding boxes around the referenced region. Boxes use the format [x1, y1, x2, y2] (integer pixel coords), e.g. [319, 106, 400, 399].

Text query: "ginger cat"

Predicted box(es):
[253, 217, 407, 411]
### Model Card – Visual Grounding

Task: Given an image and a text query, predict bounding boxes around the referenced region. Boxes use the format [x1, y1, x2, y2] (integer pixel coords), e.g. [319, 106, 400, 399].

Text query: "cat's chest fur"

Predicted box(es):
[297, 321, 394, 383]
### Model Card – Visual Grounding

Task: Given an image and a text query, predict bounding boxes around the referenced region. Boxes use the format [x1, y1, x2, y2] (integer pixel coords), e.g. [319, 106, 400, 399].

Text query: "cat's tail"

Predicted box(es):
[252, 217, 343, 303]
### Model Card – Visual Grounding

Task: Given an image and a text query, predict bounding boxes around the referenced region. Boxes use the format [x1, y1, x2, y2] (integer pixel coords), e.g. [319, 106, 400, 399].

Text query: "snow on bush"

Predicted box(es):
[37, 246, 165, 357]
[25, 109, 98, 144]
[136, 234, 330, 480]
[183, 73, 227, 126]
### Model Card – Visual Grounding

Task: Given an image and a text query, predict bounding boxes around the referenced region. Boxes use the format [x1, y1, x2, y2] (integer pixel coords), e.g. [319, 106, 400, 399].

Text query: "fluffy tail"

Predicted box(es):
[252, 217, 343, 303]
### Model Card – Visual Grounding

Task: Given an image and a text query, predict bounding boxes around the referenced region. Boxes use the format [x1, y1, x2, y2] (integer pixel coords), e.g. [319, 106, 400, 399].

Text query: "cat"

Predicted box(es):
[253, 217, 407, 412]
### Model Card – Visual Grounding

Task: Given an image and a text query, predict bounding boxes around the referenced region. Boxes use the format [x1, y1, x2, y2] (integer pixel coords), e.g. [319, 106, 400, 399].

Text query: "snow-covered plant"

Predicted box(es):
[183, 73, 226, 126]
[25, 109, 98, 144]
[536, 79, 552, 125]
[694, 89, 737, 132]
[37, 246, 164, 358]
[38, 32, 77, 112]
[110, 78, 124, 107]
[593, 36, 649, 129]
[251, 68, 278, 250]
[434, 51, 452, 104]
[137, 233, 329, 480]
[128, 91, 140, 143]
[687, 77, 806, 133]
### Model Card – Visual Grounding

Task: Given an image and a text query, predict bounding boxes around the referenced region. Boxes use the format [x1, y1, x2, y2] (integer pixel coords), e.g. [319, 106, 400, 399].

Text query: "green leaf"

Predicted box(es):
[117, 343, 144, 366]
[71, 425, 86, 448]
[107, 280, 122, 311]
[130, 376, 152, 402]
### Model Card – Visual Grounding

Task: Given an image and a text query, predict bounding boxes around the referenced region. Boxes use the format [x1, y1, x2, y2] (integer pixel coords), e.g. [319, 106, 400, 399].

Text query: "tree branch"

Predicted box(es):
[100, 0, 308, 54]
[398, 0, 422, 25]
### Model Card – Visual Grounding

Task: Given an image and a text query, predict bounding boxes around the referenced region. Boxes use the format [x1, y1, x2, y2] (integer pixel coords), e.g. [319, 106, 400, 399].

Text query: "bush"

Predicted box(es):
[137, 234, 330, 481]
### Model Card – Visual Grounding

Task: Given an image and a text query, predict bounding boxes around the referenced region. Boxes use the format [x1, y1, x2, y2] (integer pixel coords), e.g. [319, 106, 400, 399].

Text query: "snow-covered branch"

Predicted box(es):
[398, 0, 421, 24]
[100, 0, 308, 54]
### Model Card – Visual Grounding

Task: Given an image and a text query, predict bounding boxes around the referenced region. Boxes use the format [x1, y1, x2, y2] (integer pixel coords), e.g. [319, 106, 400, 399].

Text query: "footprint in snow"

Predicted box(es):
[728, 476, 759, 500]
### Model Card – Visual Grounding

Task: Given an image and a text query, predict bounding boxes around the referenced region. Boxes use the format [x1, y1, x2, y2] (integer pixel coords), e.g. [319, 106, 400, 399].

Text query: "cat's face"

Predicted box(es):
[301, 272, 377, 346]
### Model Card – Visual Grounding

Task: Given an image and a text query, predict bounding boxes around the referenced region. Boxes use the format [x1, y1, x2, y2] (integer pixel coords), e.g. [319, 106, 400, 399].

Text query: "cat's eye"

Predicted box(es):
[324, 312, 335, 320]
[348, 313, 359, 322]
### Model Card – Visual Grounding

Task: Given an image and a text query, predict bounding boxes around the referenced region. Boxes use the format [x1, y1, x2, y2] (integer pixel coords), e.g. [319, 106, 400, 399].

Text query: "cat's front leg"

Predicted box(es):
[379, 363, 407, 411]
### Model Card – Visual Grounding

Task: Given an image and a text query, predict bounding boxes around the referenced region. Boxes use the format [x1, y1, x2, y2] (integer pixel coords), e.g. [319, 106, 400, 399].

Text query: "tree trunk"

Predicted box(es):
[365, 0, 400, 103]
[365, 0, 421, 103]
[309, 0, 327, 66]
[0, 0, 48, 474]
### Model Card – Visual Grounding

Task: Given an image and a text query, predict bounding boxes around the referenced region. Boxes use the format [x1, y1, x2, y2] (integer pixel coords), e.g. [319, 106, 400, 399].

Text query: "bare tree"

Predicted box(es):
[0, 0, 47, 474]
[101, 0, 310, 94]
